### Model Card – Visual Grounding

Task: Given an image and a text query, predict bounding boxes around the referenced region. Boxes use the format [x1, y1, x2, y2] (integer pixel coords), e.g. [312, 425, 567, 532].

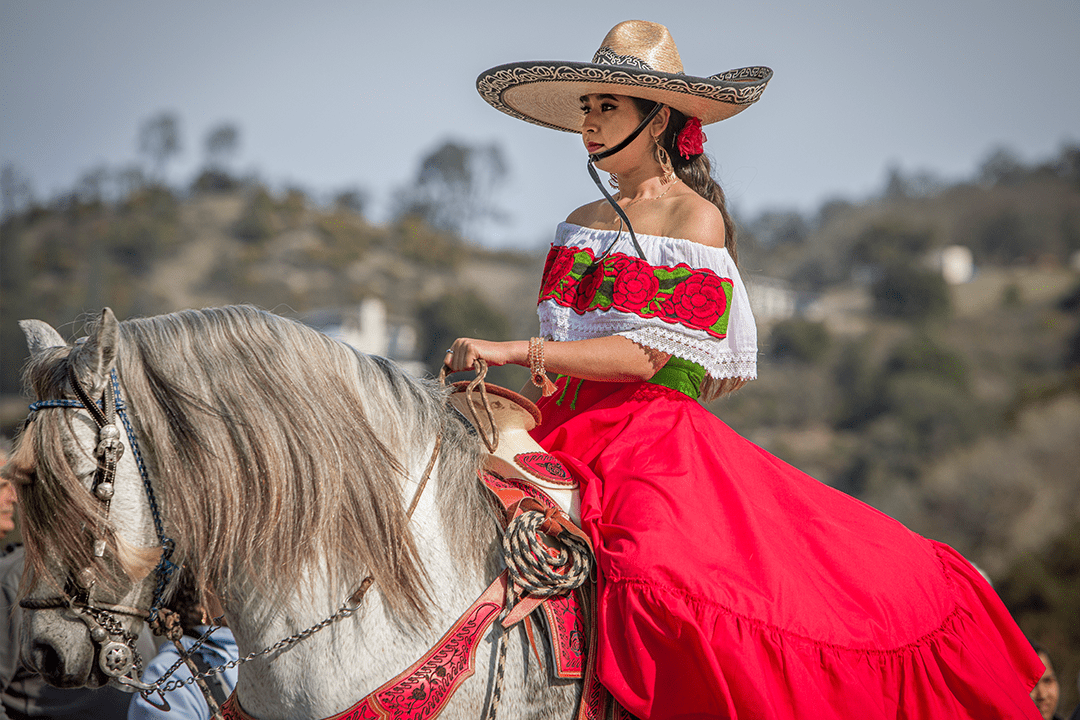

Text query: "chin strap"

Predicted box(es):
[586, 102, 663, 261]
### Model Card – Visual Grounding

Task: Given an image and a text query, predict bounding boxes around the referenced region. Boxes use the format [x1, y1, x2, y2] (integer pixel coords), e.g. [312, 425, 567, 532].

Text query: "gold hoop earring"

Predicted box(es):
[608, 173, 619, 190]
[655, 139, 675, 185]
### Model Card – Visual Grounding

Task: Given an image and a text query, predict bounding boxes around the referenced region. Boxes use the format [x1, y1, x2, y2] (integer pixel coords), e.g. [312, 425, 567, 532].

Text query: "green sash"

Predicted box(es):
[647, 356, 704, 399]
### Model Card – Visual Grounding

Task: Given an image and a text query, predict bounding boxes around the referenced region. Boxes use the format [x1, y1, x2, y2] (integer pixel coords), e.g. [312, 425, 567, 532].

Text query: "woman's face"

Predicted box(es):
[579, 93, 655, 171]
[1031, 651, 1060, 720]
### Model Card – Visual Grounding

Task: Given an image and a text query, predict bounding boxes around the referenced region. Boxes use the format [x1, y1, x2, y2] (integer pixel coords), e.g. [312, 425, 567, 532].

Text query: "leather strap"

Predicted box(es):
[586, 102, 663, 262]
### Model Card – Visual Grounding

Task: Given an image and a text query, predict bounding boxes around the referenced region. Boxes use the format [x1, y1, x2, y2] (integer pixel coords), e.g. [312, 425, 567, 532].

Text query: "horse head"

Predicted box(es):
[7, 305, 581, 717]
[8, 308, 162, 690]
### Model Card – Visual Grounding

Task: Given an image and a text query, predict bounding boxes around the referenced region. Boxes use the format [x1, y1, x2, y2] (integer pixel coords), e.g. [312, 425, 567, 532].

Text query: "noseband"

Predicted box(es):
[21, 362, 177, 689]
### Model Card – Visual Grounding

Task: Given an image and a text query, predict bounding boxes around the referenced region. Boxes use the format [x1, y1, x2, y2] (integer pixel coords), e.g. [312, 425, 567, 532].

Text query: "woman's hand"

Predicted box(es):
[443, 338, 528, 374]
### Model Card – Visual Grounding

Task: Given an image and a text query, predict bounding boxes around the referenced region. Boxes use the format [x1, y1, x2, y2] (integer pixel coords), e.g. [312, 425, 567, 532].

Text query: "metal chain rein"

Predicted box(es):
[140, 426, 443, 700]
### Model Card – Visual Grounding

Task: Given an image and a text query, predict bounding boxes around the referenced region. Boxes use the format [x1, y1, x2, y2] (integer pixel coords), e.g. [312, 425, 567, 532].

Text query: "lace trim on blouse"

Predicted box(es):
[537, 223, 758, 381]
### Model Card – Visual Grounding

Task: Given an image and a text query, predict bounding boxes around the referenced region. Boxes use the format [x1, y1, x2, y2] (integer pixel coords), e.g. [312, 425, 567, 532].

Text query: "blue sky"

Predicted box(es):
[2, 0, 1077, 248]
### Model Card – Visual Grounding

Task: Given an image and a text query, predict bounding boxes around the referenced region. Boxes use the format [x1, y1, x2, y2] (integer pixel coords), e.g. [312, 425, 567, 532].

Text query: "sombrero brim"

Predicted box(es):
[477, 61, 772, 133]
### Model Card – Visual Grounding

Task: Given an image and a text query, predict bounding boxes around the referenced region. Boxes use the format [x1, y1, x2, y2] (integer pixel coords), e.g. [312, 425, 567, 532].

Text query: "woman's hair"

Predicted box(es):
[630, 98, 746, 401]
[630, 98, 739, 266]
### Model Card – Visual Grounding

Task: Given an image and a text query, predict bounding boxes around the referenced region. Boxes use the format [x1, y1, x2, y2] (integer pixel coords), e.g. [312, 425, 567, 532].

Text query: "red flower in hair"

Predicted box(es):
[676, 117, 707, 159]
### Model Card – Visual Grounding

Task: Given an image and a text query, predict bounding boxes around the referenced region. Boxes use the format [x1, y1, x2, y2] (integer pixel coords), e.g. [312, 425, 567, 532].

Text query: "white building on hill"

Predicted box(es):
[301, 298, 427, 376]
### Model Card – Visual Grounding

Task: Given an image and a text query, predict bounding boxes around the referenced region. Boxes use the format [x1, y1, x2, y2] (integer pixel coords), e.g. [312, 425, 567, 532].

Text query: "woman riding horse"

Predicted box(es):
[447, 19, 1044, 719]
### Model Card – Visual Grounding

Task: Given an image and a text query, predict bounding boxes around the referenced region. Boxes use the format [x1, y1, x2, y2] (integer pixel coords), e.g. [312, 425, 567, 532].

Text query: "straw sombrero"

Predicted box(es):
[477, 20, 772, 133]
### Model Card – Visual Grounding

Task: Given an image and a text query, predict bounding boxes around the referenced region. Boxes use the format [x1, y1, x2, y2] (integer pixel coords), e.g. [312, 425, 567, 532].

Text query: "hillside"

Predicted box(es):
[2, 148, 1079, 706]
[0, 186, 543, 401]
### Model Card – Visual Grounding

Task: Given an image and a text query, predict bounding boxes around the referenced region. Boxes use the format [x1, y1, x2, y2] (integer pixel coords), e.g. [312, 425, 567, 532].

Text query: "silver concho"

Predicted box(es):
[98, 640, 134, 677]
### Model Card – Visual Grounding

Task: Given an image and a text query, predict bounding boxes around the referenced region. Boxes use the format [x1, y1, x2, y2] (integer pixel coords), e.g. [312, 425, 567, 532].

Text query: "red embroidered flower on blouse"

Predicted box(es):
[540, 247, 576, 299]
[676, 117, 707, 159]
[572, 264, 606, 312]
[612, 258, 660, 311]
[662, 273, 726, 326]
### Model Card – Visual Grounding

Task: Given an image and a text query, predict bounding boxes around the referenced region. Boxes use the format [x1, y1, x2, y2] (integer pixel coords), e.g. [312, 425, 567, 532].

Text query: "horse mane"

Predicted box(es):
[12, 306, 495, 620]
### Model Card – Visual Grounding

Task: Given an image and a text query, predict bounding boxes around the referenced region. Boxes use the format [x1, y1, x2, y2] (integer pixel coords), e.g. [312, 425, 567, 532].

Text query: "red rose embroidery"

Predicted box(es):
[662, 273, 727, 328]
[540, 247, 577, 300]
[612, 259, 660, 311]
[572, 265, 605, 312]
[676, 117, 707, 159]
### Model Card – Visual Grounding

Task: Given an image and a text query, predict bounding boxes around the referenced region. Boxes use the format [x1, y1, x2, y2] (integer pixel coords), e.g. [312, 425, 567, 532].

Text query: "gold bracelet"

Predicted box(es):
[528, 337, 557, 397]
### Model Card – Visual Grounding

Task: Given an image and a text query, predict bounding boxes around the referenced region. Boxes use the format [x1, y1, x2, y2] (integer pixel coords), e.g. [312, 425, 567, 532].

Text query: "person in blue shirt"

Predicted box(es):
[127, 570, 238, 720]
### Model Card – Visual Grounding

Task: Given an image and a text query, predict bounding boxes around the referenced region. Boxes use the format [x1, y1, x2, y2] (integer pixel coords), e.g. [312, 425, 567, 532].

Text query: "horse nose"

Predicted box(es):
[28, 636, 93, 689]
[30, 639, 73, 688]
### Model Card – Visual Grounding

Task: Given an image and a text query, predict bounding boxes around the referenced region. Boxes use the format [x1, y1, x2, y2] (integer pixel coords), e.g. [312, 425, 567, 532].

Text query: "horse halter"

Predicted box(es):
[21, 362, 177, 690]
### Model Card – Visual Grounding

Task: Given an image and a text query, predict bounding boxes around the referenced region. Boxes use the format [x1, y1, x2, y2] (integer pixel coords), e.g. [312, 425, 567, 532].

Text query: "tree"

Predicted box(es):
[851, 222, 935, 267]
[75, 165, 112, 206]
[882, 165, 944, 200]
[768, 319, 831, 363]
[978, 147, 1025, 187]
[974, 210, 1032, 264]
[139, 111, 182, 184]
[1, 163, 35, 219]
[870, 263, 951, 321]
[115, 164, 147, 199]
[748, 210, 808, 247]
[192, 123, 241, 193]
[416, 289, 510, 369]
[204, 123, 239, 171]
[394, 140, 509, 239]
[333, 187, 369, 217]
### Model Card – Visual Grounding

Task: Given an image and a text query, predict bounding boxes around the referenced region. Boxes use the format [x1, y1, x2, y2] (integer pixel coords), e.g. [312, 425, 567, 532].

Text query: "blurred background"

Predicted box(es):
[2, 0, 1078, 712]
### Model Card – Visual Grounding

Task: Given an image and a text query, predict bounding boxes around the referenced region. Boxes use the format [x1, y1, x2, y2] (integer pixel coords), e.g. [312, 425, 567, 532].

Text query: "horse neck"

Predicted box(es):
[223, 459, 498, 720]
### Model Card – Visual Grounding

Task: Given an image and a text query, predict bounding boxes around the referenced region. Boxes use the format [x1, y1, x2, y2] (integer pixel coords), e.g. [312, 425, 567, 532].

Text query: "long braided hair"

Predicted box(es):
[631, 98, 739, 266]
[630, 98, 747, 400]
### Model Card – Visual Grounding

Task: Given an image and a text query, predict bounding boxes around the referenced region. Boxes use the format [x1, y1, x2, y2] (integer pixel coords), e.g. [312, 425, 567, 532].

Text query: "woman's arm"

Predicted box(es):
[445, 335, 669, 383]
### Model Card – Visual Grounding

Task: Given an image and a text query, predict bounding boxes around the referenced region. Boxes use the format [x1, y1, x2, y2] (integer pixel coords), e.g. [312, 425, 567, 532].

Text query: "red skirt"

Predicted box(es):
[530, 378, 1042, 720]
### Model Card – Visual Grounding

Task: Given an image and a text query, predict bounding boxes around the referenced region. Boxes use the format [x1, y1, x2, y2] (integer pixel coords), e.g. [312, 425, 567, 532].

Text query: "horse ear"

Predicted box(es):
[19, 320, 68, 356]
[71, 308, 121, 396]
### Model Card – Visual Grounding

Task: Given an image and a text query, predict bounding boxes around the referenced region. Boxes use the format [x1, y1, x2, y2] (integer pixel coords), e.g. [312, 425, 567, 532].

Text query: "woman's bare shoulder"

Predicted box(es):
[565, 199, 608, 226]
[666, 193, 727, 248]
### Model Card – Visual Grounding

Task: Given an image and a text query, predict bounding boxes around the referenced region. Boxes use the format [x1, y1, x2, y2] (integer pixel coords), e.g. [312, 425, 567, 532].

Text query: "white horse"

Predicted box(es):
[6, 306, 581, 719]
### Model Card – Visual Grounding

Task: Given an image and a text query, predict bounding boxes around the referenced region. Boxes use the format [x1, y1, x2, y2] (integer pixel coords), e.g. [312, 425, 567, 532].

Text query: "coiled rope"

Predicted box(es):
[441, 361, 594, 720]
[503, 509, 592, 599]
[484, 507, 593, 720]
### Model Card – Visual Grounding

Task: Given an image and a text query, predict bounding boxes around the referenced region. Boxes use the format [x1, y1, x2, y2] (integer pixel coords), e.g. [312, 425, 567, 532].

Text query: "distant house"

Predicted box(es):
[929, 245, 975, 285]
[300, 298, 427, 376]
[747, 276, 797, 323]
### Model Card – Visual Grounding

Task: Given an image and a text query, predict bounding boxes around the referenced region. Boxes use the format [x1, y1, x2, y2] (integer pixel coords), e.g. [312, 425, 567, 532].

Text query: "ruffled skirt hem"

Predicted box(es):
[596, 541, 1041, 719]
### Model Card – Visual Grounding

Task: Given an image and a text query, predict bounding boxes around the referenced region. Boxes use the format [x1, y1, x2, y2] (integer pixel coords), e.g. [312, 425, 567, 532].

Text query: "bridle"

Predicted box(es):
[20, 358, 445, 712]
[21, 363, 177, 690]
